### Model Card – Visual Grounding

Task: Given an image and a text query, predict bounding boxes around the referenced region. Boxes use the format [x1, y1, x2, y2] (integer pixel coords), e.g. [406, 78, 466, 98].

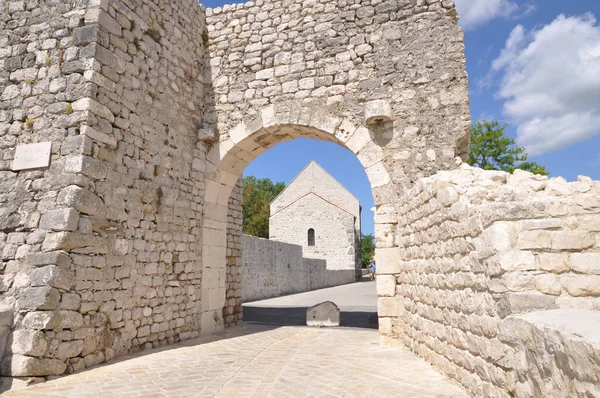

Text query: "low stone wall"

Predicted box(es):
[242, 235, 355, 302]
[499, 309, 600, 397]
[378, 161, 600, 397]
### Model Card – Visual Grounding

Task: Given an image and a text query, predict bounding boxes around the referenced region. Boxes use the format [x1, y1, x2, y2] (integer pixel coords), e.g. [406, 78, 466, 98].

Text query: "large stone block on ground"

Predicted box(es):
[2, 354, 66, 376]
[306, 301, 340, 327]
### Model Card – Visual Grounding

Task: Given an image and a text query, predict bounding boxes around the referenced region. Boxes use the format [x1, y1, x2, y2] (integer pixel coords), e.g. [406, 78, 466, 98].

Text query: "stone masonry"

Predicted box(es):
[1, 0, 209, 377]
[4, 0, 598, 397]
[377, 160, 600, 397]
[270, 161, 361, 280]
[0, 0, 471, 378]
[242, 235, 355, 302]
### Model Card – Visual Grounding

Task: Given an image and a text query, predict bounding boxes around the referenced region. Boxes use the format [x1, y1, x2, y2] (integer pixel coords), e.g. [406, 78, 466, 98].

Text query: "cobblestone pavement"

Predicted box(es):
[5, 324, 466, 398]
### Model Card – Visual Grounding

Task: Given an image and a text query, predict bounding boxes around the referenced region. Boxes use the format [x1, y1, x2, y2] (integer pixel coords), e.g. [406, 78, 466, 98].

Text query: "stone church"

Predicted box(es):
[269, 161, 361, 282]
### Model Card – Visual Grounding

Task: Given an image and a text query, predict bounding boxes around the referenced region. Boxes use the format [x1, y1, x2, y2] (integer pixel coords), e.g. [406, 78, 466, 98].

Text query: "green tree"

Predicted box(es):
[360, 233, 375, 269]
[242, 176, 286, 238]
[467, 120, 549, 176]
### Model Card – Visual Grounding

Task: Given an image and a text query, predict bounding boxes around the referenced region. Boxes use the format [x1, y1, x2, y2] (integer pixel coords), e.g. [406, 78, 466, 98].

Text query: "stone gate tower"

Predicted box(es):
[0, 0, 471, 381]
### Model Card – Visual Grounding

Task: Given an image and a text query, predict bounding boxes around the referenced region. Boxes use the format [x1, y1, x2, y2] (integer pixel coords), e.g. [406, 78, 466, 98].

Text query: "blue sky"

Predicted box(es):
[204, 0, 600, 235]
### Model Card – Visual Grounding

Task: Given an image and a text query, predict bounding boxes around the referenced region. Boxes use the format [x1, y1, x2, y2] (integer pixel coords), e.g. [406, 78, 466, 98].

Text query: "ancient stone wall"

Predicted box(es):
[205, 0, 471, 196]
[0, 0, 114, 376]
[0, 0, 211, 377]
[0, 0, 476, 382]
[242, 235, 355, 302]
[203, 0, 470, 346]
[225, 178, 242, 327]
[498, 309, 600, 397]
[379, 161, 600, 397]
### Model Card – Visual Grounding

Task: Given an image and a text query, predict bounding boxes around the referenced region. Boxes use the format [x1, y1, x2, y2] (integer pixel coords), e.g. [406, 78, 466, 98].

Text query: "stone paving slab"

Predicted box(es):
[5, 325, 467, 398]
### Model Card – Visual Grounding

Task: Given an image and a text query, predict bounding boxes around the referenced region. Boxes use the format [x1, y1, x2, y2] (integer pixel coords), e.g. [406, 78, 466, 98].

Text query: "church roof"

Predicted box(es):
[270, 160, 359, 207]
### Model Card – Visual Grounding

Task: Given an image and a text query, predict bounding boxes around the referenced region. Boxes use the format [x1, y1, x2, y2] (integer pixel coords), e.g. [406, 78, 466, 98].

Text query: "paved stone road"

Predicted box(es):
[5, 281, 466, 397]
[244, 278, 378, 328]
[6, 325, 466, 398]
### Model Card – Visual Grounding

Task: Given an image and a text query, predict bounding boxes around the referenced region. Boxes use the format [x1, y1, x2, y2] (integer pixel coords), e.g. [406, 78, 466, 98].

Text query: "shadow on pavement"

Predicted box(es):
[243, 306, 378, 329]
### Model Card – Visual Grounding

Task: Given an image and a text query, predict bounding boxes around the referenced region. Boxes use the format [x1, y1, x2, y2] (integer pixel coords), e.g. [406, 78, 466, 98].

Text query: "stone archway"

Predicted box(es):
[200, 104, 392, 333]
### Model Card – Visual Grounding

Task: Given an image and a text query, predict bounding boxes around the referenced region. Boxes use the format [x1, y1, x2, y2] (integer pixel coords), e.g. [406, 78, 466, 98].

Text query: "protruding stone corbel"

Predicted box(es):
[364, 99, 393, 126]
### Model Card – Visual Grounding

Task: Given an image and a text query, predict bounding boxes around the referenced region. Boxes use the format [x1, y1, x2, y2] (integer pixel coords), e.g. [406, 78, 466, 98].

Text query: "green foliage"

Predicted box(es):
[360, 233, 375, 269]
[467, 120, 549, 176]
[242, 176, 286, 238]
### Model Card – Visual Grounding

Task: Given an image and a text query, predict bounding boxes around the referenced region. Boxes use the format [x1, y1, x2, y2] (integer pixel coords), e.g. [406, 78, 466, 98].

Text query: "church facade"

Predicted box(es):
[269, 161, 362, 282]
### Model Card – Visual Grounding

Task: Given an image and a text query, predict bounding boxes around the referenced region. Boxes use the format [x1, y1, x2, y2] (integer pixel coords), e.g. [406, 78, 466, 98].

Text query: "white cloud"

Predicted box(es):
[491, 14, 600, 155]
[454, 0, 519, 30]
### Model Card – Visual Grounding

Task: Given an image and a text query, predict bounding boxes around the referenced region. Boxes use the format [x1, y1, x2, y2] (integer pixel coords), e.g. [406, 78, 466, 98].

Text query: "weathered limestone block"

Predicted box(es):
[25, 252, 72, 268]
[534, 274, 562, 296]
[31, 266, 74, 291]
[518, 231, 552, 250]
[42, 232, 108, 253]
[73, 24, 109, 46]
[566, 276, 600, 297]
[498, 251, 536, 272]
[17, 287, 61, 311]
[10, 330, 47, 357]
[551, 231, 595, 251]
[378, 296, 404, 317]
[497, 293, 556, 319]
[519, 218, 564, 230]
[81, 336, 97, 356]
[482, 222, 517, 250]
[39, 209, 80, 232]
[376, 275, 396, 297]
[538, 253, 570, 273]
[57, 186, 106, 217]
[306, 301, 340, 327]
[83, 351, 105, 368]
[437, 186, 459, 207]
[570, 253, 600, 275]
[22, 311, 84, 330]
[375, 247, 402, 274]
[55, 340, 84, 359]
[2, 355, 66, 377]
[502, 273, 534, 292]
[63, 155, 108, 180]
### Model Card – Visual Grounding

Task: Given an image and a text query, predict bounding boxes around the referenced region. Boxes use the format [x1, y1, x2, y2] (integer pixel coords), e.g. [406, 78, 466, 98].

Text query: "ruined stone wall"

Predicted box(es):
[242, 235, 355, 302]
[498, 309, 600, 397]
[0, 0, 112, 376]
[0, 0, 210, 377]
[0, 0, 476, 382]
[60, 0, 209, 372]
[380, 162, 600, 397]
[206, 0, 471, 201]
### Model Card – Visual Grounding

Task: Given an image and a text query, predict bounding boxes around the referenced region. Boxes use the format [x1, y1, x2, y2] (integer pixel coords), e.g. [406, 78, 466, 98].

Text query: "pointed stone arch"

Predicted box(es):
[200, 103, 392, 333]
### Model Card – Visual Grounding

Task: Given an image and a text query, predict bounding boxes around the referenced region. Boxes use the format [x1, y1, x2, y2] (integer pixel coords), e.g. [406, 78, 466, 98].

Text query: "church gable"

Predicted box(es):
[270, 161, 359, 218]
